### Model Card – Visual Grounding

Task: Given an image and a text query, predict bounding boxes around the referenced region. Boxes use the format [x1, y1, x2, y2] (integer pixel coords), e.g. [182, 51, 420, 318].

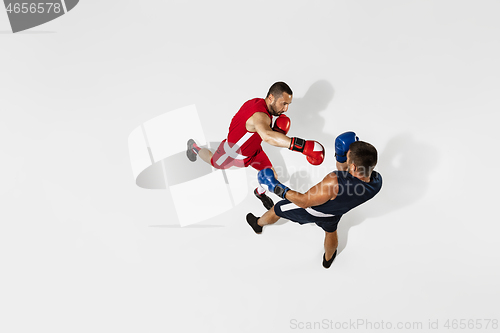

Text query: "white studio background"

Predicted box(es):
[1, 1, 499, 332]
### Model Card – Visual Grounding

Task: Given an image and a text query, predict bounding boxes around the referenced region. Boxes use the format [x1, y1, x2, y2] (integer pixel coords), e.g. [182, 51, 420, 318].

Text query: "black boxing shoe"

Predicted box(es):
[246, 213, 263, 234]
[322, 250, 337, 269]
[186, 139, 197, 162]
[254, 188, 274, 210]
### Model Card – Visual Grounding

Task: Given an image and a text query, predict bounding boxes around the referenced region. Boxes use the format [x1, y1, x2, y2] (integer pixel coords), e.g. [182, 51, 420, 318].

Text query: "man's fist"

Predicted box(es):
[257, 168, 290, 199]
[335, 131, 359, 163]
[289, 137, 325, 166]
[272, 114, 290, 135]
[303, 140, 325, 166]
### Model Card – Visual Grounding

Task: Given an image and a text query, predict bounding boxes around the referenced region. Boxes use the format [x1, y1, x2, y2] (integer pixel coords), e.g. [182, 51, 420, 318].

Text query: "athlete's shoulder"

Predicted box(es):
[324, 172, 339, 188]
[370, 171, 382, 190]
[243, 98, 268, 110]
[325, 171, 339, 180]
[241, 98, 270, 119]
[371, 171, 382, 183]
[241, 97, 262, 106]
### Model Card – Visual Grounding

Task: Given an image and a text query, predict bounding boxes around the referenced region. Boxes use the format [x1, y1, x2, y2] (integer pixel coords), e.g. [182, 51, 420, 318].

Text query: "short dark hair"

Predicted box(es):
[348, 141, 378, 177]
[266, 82, 293, 99]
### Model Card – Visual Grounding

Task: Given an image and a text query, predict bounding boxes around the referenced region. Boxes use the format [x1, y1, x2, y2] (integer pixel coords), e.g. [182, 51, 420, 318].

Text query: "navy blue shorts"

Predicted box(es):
[274, 200, 342, 233]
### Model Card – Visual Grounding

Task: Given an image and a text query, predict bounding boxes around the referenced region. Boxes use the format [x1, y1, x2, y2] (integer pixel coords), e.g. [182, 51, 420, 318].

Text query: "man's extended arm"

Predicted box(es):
[251, 112, 291, 148]
[250, 112, 326, 165]
[285, 173, 339, 208]
[258, 169, 339, 209]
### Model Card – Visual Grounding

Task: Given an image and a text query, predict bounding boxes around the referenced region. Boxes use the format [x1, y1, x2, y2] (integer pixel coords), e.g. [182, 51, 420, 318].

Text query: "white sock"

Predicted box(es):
[256, 185, 266, 195]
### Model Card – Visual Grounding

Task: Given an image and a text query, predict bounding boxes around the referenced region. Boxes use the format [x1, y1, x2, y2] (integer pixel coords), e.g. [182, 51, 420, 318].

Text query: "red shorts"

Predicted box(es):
[210, 139, 272, 171]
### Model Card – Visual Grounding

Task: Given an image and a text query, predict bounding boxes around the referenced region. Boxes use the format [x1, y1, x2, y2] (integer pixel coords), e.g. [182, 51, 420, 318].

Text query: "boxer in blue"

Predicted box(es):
[246, 132, 382, 268]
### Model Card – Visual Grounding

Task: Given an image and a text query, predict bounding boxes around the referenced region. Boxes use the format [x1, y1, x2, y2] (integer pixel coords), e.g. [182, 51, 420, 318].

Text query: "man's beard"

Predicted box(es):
[269, 102, 281, 116]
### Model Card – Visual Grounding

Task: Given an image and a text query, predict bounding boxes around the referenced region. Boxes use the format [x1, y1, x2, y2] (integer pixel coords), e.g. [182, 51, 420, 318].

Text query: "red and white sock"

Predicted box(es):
[191, 142, 201, 155]
[255, 185, 266, 195]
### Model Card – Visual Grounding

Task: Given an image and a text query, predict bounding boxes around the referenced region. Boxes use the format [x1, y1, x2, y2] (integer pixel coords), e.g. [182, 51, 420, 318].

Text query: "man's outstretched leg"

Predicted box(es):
[323, 231, 338, 269]
[246, 206, 280, 234]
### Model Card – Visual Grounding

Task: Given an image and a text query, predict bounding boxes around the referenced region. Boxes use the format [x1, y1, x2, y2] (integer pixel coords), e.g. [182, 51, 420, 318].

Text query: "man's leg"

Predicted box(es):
[198, 148, 213, 164]
[258, 205, 280, 226]
[323, 231, 338, 268]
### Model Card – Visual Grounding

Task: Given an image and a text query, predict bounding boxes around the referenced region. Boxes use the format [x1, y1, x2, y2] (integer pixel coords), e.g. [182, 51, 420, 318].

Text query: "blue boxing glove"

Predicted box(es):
[335, 131, 359, 163]
[257, 168, 290, 199]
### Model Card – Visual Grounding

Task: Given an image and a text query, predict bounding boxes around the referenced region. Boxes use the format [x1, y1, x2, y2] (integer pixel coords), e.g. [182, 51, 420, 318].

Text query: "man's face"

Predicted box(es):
[269, 92, 292, 116]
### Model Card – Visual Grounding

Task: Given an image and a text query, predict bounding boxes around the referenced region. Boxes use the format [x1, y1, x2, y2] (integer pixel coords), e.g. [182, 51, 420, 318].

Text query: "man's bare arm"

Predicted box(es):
[248, 112, 291, 148]
[285, 173, 339, 208]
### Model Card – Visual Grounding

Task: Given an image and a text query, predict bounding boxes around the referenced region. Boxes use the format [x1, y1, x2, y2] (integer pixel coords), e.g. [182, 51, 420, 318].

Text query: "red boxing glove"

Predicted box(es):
[272, 114, 290, 135]
[303, 140, 325, 165]
[289, 138, 325, 166]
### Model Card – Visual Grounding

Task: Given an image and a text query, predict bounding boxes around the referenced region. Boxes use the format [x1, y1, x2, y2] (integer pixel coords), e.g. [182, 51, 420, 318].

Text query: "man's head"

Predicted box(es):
[346, 141, 378, 178]
[266, 82, 293, 116]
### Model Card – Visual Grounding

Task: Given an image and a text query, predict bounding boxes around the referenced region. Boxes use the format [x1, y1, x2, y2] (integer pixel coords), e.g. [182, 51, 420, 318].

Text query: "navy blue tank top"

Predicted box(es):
[312, 170, 382, 217]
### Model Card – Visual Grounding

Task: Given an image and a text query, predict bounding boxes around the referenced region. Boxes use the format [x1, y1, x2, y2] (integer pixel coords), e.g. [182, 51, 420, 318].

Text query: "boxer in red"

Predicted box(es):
[187, 82, 325, 209]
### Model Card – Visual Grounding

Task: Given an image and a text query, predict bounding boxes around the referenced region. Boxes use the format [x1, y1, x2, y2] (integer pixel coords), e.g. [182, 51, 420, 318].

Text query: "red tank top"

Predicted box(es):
[226, 98, 271, 158]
